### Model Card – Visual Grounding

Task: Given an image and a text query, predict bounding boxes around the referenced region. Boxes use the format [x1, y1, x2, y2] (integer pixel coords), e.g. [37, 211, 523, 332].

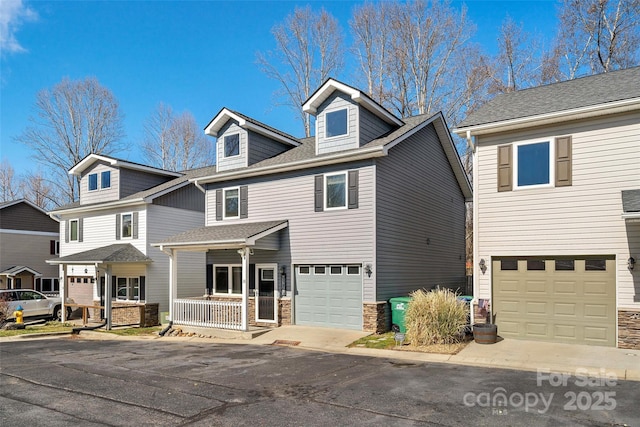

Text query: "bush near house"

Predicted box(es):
[405, 288, 468, 346]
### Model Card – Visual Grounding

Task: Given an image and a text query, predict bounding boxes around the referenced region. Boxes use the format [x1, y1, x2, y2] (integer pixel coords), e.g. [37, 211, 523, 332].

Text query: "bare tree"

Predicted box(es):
[257, 6, 344, 137]
[22, 172, 56, 211]
[142, 103, 213, 171]
[0, 159, 22, 202]
[15, 77, 125, 204]
[552, 0, 640, 79]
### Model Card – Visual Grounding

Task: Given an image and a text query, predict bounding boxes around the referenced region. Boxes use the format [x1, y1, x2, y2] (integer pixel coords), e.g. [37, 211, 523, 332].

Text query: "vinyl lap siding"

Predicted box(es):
[376, 123, 467, 302]
[217, 122, 248, 172]
[316, 92, 358, 154]
[152, 184, 205, 212]
[0, 232, 60, 279]
[475, 112, 640, 307]
[119, 168, 173, 198]
[248, 130, 290, 166]
[80, 162, 119, 205]
[0, 202, 58, 232]
[359, 107, 393, 146]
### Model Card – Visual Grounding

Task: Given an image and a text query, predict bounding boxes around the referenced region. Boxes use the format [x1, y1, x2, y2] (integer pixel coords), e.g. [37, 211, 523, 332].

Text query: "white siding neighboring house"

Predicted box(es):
[155, 79, 471, 333]
[454, 66, 640, 349]
[0, 199, 60, 292]
[48, 155, 210, 326]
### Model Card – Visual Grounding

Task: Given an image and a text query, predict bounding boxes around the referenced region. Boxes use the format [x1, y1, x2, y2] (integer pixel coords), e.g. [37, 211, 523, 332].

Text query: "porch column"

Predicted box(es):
[105, 265, 112, 330]
[60, 264, 67, 322]
[168, 248, 177, 322]
[238, 247, 250, 331]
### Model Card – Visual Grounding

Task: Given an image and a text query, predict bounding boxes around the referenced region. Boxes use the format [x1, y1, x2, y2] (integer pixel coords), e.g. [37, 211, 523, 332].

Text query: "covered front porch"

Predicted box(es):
[155, 220, 289, 332]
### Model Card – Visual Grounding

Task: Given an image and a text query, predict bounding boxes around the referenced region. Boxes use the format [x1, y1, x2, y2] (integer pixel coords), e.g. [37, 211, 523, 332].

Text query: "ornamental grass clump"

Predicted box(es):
[405, 288, 468, 346]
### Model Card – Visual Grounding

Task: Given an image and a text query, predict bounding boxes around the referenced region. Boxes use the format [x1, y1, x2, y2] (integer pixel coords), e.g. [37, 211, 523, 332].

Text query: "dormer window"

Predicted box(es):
[101, 171, 111, 189]
[224, 134, 240, 157]
[88, 174, 98, 191]
[326, 108, 348, 138]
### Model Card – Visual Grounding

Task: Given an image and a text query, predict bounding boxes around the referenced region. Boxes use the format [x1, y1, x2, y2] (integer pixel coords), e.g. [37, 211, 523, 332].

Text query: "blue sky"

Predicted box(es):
[1, 0, 557, 177]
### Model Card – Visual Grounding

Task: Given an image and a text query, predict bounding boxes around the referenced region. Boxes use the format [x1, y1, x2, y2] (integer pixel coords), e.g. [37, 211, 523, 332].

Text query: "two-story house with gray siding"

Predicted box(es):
[454, 66, 640, 349]
[156, 79, 471, 333]
[0, 199, 60, 292]
[48, 155, 212, 325]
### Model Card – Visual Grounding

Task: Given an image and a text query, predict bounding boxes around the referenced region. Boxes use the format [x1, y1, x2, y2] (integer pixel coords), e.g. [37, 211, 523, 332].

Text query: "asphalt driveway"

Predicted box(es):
[1, 336, 638, 426]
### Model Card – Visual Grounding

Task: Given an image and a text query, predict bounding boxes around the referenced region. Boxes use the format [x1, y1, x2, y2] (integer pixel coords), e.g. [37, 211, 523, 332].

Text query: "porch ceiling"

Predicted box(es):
[154, 220, 288, 250]
[47, 243, 153, 265]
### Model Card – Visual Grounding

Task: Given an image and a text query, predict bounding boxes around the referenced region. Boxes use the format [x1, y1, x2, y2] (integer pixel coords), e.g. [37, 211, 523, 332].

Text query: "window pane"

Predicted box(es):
[299, 266, 310, 274]
[330, 266, 342, 275]
[261, 269, 274, 281]
[326, 174, 346, 208]
[88, 174, 98, 191]
[232, 267, 242, 294]
[347, 266, 360, 275]
[131, 278, 139, 300]
[117, 277, 128, 299]
[225, 189, 239, 217]
[585, 260, 606, 271]
[101, 171, 111, 188]
[215, 267, 228, 293]
[518, 142, 550, 186]
[224, 134, 240, 157]
[501, 259, 518, 271]
[122, 214, 132, 238]
[527, 259, 546, 271]
[70, 221, 78, 241]
[555, 260, 575, 271]
[314, 266, 326, 275]
[326, 109, 348, 137]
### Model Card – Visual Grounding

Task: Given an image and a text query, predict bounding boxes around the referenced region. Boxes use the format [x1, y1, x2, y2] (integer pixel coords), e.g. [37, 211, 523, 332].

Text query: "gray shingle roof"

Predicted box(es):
[457, 67, 640, 128]
[158, 220, 288, 245]
[51, 244, 152, 264]
[0, 265, 42, 276]
[622, 190, 640, 213]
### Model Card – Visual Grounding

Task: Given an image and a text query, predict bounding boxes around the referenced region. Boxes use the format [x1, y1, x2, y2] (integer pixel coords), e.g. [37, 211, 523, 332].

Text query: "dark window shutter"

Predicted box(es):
[50, 240, 56, 255]
[249, 263, 256, 290]
[115, 214, 121, 240]
[139, 276, 145, 300]
[132, 212, 139, 239]
[240, 186, 248, 219]
[78, 218, 83, 242]
[111, 276, 117, 301]
[216, 189, 223, 221]
[497, 145, 513, 192]
[65, 220, 69, 243]
[348, 170, 359, 209]
[555, 136, 572, 187]
[206, 264, 213, 294]
[314, 175, 324, 212]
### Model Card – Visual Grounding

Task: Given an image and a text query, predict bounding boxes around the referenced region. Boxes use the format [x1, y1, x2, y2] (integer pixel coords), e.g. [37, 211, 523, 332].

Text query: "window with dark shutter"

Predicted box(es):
[115, 214, 121, 240]
[314, 175, 324, 212]
[65, 220, 69, 243]
[78, 218, 83, 242]
[216, 189, 223, 221]
[132, 212, 139, 239]
[348, 170, 359, 209]
[139, 276, 146, 300]
[555, 136, 572, 187]
[497, 145, 512, 192]
[240, 186, 248, 219]
[50, 240, 56, 255]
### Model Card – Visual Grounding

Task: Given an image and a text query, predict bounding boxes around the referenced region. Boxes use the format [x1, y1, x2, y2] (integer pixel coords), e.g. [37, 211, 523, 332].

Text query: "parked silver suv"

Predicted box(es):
[0, 289, 74, 321]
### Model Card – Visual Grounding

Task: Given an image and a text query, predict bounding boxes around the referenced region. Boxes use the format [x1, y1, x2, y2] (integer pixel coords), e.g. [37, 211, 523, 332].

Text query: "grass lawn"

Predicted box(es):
[100, 326, 163, 336]
[0, 321, 74, 337]
[349, 332, 471, 355]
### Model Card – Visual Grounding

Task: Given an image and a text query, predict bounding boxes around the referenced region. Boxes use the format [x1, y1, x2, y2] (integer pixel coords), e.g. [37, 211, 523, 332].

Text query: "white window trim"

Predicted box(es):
[213, 264, 243, 295]
[120, 212, 134, 239]
[347, 265, 361, 275]
[222, 187, 240, 219]
[329, 265, 343, 275]
[513, 138, 555, 190]
[223, 133, 241, 159]
[324, 172, 348, 211]
[69, 219, 79, 242]
[313, 266, 326, 275]
[101, 170, 111, 189]
[323, 107, 350, 140]
[116, 276, 142, 301]
[88, 173, 99, 192]
[298, 265, 311, 275]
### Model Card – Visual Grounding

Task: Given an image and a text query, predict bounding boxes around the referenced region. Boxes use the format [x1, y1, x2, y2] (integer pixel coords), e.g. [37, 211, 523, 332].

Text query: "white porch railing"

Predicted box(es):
[173, 299, 243, 330]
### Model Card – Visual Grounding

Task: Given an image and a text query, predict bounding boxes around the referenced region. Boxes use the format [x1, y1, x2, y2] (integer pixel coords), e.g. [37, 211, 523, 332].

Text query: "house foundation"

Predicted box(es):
[618, 309, 640, 349]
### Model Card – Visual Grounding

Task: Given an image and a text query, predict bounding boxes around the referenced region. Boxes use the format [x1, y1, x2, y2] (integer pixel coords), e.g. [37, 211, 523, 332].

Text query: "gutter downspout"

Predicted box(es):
[193, 179, 206, 194]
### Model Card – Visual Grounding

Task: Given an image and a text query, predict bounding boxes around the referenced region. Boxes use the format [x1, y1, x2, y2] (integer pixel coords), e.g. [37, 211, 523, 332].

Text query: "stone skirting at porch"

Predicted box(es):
[203, 295, 291, 327]
[91, 301, 159, 327]
[618, 309, 640, 349]
[363, 301, 388, 334]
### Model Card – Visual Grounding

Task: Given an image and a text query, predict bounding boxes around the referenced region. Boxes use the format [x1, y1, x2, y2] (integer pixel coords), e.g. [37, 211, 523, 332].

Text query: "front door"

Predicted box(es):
[256, 265, 277, 323]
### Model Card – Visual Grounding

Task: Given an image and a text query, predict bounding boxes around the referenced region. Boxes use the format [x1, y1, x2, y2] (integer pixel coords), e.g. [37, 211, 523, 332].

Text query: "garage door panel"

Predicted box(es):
[493, 257, 615, 347]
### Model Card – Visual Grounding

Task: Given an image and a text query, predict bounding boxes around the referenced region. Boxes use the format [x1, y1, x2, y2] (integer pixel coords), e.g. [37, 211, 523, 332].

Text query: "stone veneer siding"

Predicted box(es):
[91, 301, 159, 327]
[618, 309, 640, 349]
[363, 301, 388, 333]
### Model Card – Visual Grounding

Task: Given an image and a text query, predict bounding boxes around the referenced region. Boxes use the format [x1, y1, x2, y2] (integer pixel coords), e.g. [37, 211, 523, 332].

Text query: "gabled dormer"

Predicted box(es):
[69, 154, 181, 205]
[303, 79, 404, 155]
[204, 108, 300, 173]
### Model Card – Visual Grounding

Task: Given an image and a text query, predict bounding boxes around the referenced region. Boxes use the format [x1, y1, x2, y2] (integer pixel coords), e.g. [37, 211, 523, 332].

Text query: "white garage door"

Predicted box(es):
[492, 257, 616, 347]
[295, 265, 363, 330]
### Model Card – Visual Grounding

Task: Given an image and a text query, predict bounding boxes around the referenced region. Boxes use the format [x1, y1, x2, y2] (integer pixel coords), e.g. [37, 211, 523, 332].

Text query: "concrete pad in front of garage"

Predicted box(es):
[249, 325, 370, 349]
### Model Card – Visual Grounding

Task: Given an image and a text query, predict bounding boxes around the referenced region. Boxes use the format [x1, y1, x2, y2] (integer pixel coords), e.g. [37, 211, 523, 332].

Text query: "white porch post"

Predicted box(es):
[60, 264, 67, 322]
[238, 247, 250, 331]
[169, 248, 177, 322]
[105, 265, 112, 330]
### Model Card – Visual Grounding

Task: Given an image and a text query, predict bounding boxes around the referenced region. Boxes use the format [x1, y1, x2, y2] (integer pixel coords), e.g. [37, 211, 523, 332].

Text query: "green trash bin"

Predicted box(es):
[389, 296, 412, 333]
